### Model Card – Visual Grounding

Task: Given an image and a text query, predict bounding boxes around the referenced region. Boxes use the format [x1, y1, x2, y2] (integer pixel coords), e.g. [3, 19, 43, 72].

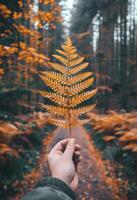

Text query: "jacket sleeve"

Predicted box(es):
[22, 177, 76, 200]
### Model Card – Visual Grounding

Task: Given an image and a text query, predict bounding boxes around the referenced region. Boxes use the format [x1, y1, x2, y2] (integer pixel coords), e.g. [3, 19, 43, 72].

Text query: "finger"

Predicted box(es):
[64, 138, 75, 159]
[74, 151, 81, 157]
[50, 139, 80, 154]
[50, 139, 70, 154]
[61, 141, 80, 151]
[75, 144, 81, 151]
[58, 140, 80, 150]
[74, 156, 82, 171]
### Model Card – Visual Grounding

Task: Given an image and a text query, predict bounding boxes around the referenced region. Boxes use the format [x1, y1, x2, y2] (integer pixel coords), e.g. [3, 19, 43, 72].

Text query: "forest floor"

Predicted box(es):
[11, 126, 128, 200]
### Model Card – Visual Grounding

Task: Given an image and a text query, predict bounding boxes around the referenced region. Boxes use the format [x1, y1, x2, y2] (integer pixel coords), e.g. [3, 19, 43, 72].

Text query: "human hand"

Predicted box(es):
[47, 138, 81, 191]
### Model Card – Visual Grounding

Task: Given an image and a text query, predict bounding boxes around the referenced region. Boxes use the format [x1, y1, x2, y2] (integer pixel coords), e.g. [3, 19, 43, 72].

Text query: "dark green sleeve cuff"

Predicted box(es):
[36, 177, 76, 200]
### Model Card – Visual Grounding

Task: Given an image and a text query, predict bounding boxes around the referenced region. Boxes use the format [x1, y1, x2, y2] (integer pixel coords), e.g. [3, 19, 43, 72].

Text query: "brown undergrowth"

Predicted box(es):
[85, 133, 128, 200]
[87, 111, 137, 153]
[9, 133, 53, 200]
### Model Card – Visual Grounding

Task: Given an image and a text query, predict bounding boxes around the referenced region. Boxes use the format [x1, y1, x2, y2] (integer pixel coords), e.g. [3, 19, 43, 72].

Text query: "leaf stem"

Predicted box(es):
[67, 105, 72, 138]
[66, 47, 71, 138]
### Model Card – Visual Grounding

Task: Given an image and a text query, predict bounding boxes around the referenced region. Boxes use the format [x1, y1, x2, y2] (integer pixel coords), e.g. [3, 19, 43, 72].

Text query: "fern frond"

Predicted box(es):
[39, 37, 97, 134]
[69, 62, 89, 75]
[70, 104, 96, 116]
[40, 76, 66, 95]
[70, 78, 94, 96]
[53, 54, 68, 65]
[49, 118, 90, 128]
[65, 37, 73, 46]
[48, 62, 67, 74]
[43, 71, 92, 86]
[40, 104, 67, 116]
[56, 49, 68, 57]
[69, 53, 79, 60]
[69, 57, 84, 67]
[61, 45, 77, 54]
[41, 71, 66, 85]
[38, 91, 67, 107]
[48, 118, 67, 128]
[56, 49, 79, 60]
[40, 103, 95, 117]
[68, 72, 93, 85]
[66, 118, 90, 127]
[70, 89, 97, 107]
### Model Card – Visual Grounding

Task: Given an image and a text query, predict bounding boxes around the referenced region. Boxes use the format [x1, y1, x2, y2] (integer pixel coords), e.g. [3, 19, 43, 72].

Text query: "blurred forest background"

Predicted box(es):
[0, 0, 137, 200]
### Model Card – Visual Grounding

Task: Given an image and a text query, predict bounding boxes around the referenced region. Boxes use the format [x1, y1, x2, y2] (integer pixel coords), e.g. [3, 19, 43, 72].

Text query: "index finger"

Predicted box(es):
[50, 139, 70, 154]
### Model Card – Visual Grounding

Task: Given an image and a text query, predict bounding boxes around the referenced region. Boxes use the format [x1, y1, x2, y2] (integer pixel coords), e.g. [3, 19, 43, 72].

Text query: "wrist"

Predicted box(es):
[36, 177, 76, 200]
[51, 174, 70, 186]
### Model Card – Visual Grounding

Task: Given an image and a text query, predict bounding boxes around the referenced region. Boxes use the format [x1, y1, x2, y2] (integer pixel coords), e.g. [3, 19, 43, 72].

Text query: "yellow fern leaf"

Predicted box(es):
[61, 45, 76, 54]
[69, 53, 79, 60]
[49, 118, 90, 128]
[68, 72, 92, 85]
[41, 71, 66, 84]
[56, 48, 78, 60]
[40, 75, 66, 95]
[70, 104, 96, 116]
[48, 62, 67, 74]
[65, 37, 73, 46]
[69, 62, 89, 75]
[56, 49, 68, 57]
[53, 54, 68, 65]
[70, 78, 94, 96]
[70, 89, 97, 107]
[41, 104, 95, 117]
[39, 37, 97, 135]
[69, 57, 84, 67]
[48, 118, 67, 128]
[40, 104, 67, 116]
[38, 91, 67, 107]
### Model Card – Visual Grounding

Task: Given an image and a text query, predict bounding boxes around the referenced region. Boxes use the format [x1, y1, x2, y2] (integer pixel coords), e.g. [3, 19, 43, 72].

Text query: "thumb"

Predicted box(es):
[64, 138, 75, 159]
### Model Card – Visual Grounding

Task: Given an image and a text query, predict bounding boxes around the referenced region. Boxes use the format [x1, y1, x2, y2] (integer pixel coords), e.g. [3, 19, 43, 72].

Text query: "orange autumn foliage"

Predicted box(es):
[0, 45, 18, 56]
[0, 68, 4, 76]
[31, 112, 49, 128]
[87, 111, 137, 153]
[0, 121, 20, 160]
[0, 3, 11, 18]
[0, 112, 48, 161]
[18, 42, 49, 65]
[13, 24, 40, 37]
[0, 143, 19, 158]
[0, 0, 62, 88]
[39, 0, 55, 5]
